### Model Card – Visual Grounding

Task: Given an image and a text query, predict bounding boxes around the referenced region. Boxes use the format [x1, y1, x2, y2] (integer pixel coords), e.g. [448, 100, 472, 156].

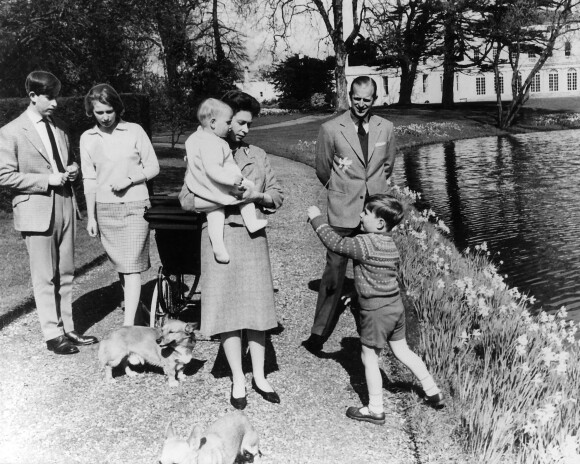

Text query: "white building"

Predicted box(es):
[346, 31, 580, 105]
[234, 67, 280, 103]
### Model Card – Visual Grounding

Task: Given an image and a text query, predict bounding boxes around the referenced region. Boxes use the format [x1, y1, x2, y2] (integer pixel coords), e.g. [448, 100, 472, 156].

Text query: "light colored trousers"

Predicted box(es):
[24, 188, 75, 341]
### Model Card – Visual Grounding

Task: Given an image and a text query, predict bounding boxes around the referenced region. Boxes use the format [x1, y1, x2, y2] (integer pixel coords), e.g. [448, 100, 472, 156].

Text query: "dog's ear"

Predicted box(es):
[188, 425, 203, 449]
[165, 422, 176, 439]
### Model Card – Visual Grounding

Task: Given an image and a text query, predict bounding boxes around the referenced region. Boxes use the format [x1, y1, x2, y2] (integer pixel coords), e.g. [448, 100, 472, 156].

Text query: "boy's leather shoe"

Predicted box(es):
[424, 392, 445, 409]
[346, 406, 386, 425]
[46, 335, 79, 355]
[301, 334, 324, 354]
[65, 331, 98, 346]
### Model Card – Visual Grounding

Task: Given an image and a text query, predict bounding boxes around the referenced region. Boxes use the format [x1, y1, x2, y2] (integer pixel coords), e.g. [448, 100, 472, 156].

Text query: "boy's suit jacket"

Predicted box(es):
[0, 111, 81, 232]
[315, 111, 397, 229]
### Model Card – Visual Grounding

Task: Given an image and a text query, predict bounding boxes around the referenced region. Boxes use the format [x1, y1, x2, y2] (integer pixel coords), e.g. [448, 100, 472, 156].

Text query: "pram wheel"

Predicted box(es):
[144, 195, 204, 328]
[150, 266, 173, 328]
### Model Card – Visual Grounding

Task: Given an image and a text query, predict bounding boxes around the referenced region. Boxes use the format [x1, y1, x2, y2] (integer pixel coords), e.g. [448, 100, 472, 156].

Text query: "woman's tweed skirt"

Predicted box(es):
[200, 223, 277, 337]
[96, 199, 151, 274]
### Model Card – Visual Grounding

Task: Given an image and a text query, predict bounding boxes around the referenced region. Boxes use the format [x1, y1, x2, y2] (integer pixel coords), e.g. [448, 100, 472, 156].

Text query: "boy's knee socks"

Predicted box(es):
[368, 393, 384, 414]
[419, 374, 440, 396]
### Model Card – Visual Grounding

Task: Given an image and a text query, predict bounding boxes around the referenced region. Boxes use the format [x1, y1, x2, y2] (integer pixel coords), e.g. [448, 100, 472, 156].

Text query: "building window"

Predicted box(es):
[549, 70, 559, 91]
[494, 73, 504, 94]
[422, 74, 428, 93]
[492, 47, 498, 61]
[456, 73, 459, 91]
[383, 76, 389, 95]
[517, 72, 523, 90]
[440, 75, 443, 91]
[530, 73, 541, 92]
[476, 75, 486, 95]
[528, 52, 537, 61]
[565, 41, 571, 57]
[568, 68, 577, 90]
[473, 48, 480, 62]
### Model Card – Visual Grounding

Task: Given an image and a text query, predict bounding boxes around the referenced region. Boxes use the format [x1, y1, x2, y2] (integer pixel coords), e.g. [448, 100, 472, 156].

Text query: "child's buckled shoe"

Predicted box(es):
[346, 406, 386, 425]
[424, 392, 445, 409]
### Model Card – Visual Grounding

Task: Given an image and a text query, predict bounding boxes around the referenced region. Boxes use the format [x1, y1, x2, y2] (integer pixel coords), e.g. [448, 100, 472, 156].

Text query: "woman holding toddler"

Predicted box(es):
[193, 90, 284, 410]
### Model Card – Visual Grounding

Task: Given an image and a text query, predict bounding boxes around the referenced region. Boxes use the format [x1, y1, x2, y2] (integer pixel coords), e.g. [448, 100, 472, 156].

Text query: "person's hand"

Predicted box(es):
[111, 177, 132, 192]
[86, 217, 98, 237]
[240, 178, 255, 191]
[239, 187, 261, 204]
[66, 164, 79, 182]
[48, 173, 68, 187]
[232, 174, 243, 186]
[307, 206, 322, 221]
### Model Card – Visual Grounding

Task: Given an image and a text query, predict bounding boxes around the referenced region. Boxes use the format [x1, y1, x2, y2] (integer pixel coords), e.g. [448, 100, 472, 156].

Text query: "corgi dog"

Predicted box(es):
[158, 411, 260, 464]
[98, 323, 197, 386]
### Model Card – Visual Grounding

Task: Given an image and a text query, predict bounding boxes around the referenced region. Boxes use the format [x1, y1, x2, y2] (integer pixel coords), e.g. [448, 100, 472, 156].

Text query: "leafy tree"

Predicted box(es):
[348, 36, 380, 66]
[267, 54, 335, 105]
[135, 0, 243, 145]
[262, 0, 367, 111]
[436, 0, 487, 108]
[366, 0, 441, 105]
[0, 0, 150, 97]
[483, 0, 580, 128]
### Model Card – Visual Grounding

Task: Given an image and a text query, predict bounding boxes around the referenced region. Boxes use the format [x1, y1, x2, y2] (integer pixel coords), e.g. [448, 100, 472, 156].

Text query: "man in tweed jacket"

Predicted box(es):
[303, 76, 397, 354]
[0, 71, 97, 354]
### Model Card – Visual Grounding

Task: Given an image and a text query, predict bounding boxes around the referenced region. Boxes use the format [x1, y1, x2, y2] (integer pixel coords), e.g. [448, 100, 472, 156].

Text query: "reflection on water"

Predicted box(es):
[395, 130, 580, 322]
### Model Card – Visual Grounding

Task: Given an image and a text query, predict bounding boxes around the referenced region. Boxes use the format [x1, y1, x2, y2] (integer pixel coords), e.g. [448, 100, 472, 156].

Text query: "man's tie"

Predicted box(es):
[357, 118, 366, 136]
[42, 117, 66, 173]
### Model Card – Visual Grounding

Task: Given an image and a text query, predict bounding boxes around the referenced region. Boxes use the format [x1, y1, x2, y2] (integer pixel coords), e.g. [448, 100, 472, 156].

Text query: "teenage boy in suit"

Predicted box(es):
[0, 70, 98, 354]
[303, 75, 397, 354]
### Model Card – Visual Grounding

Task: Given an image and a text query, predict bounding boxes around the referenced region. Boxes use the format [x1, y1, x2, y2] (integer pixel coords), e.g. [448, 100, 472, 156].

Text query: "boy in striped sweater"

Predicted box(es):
[307, 194, 443, 425]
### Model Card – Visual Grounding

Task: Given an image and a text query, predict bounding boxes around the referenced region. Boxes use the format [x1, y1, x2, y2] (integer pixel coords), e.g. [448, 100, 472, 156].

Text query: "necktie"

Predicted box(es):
[357, 118, 366, 136]
[42, 117, 66, 173]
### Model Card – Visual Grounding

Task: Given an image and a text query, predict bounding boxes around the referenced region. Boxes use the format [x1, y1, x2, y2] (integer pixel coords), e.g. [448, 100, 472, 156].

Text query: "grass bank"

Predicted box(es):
[390, 187, 580, 463]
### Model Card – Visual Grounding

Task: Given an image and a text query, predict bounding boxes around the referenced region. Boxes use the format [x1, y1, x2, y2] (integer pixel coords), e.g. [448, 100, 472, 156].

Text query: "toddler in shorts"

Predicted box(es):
[307, 194, 443, 425]
[184, 98, 267, 263]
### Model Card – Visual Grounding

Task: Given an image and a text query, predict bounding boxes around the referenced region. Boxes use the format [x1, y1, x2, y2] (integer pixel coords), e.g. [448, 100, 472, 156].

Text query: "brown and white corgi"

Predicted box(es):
[98, 323, 197, 386]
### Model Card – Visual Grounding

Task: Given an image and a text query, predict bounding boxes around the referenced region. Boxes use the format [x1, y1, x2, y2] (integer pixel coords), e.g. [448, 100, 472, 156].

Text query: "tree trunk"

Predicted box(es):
[335, 43, 349, 111]
[441, 18, 455, 109]
[492, 47, 504, 127]
[212, 0, 225, 62]
[398, 62, 414, 105]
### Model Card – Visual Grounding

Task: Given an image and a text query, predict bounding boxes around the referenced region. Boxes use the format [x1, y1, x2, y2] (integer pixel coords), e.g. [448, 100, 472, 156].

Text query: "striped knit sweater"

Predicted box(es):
[310, 216, 400, 310]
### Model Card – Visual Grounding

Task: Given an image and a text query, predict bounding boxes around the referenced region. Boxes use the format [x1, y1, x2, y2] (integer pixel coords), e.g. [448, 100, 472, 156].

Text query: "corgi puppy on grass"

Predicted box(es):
[159, 411, 260, 464]
[98, 321, 197, 386]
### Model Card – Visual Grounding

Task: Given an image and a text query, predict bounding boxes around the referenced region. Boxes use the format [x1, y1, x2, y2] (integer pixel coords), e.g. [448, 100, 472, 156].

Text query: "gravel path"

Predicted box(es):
[0, 155, 418, 464]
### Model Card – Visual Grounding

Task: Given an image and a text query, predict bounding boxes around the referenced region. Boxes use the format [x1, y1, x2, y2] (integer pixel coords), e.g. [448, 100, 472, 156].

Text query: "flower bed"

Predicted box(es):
[529, 113, 580, 128]
[390, 185, 580, 463]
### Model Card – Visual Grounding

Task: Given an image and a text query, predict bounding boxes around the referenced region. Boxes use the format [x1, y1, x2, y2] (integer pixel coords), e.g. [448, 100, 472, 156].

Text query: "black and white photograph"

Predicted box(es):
[1, 1, 579, 463]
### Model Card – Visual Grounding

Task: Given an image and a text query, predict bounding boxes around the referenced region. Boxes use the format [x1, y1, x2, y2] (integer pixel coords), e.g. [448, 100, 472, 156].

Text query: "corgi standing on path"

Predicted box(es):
[98, 324, 196, 386]
[159, 411, 260, 464]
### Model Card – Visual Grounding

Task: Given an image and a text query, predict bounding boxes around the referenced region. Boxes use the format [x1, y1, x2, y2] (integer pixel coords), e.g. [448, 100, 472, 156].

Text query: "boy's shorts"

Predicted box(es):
[360, 296, 406, 349]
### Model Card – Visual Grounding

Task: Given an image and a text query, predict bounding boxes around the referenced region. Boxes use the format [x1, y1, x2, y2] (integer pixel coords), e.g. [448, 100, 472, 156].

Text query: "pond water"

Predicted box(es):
[394, 130, 580, 323]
